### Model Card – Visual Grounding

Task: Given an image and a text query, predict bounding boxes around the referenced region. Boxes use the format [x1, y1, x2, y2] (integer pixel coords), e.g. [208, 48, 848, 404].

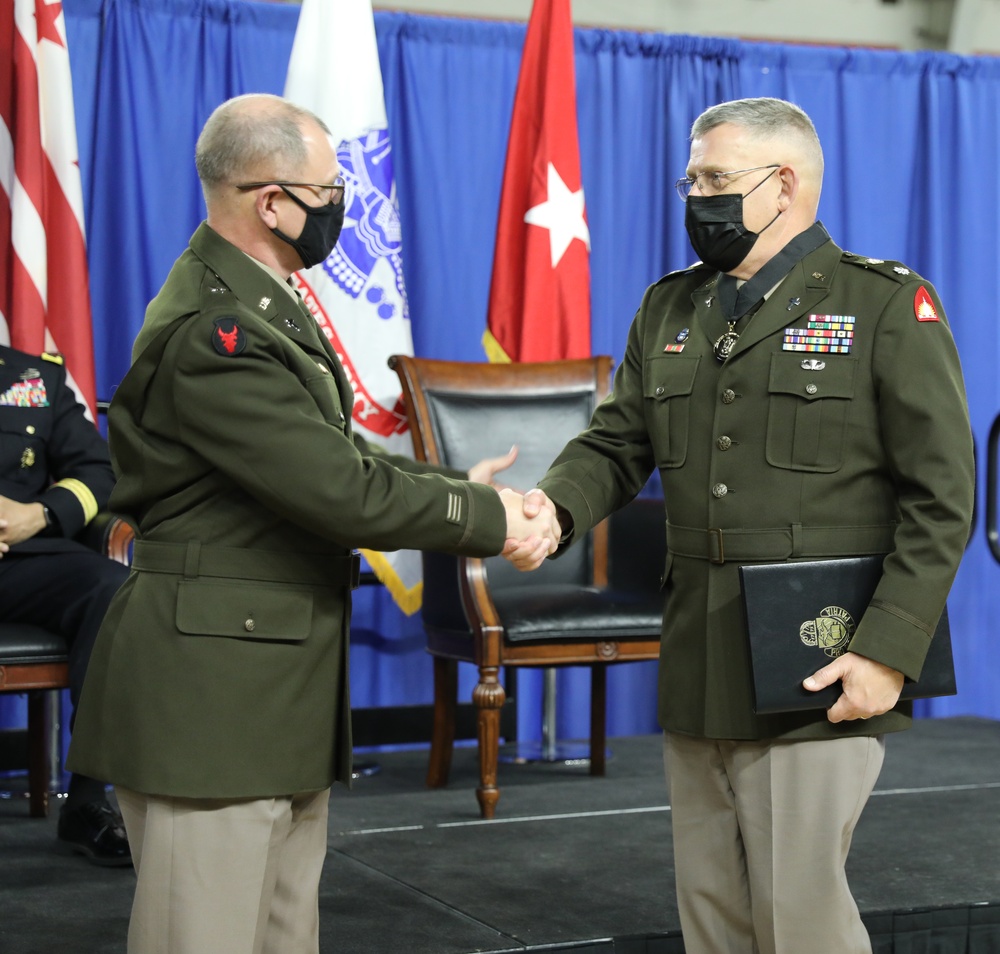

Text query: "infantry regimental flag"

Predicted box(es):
[484, 0, 591, 363]
[285, 0, 422, 614]
[1, 0, 97, 417]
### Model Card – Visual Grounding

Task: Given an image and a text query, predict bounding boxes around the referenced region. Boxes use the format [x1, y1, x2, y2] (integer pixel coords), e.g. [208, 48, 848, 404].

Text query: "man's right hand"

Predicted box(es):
[500, 488, 562, 571]
[498, 487, 561, 571]
[0, 494, 46, 554]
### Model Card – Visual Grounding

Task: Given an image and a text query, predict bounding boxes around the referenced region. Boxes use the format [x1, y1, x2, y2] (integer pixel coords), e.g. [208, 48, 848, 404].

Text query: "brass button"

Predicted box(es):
[244, 618, 256, 632]
[722, 389, 736, 405]
[717, 436, 732, 451]
[805, 383, 818, 395]
[655, 386, 665, 396]
[712, 483, 728, 498]
[26, 425, 35, 434]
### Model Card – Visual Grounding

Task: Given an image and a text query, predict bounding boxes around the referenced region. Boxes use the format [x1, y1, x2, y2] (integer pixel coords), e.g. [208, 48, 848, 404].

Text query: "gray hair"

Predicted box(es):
[195, 93, 331, 192]
[691, 97, 823, 173]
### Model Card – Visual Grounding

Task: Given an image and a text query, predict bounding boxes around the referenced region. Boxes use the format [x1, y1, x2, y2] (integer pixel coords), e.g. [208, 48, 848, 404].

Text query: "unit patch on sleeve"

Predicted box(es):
[914, 286, 940, 322]
[212, 316, 247, 356]
[782, 316, 855, 354]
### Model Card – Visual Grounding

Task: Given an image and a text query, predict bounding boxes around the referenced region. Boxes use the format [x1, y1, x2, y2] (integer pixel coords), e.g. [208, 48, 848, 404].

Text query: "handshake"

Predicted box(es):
[498, 488, 561, 572]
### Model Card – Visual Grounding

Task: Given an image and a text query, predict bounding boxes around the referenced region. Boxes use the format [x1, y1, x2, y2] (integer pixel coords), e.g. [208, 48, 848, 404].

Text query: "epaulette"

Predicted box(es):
[652, 260, 715, 288]
[840, 251, 922, 284]
[41, 351, 64, 365]
[199, 271, 239, 309]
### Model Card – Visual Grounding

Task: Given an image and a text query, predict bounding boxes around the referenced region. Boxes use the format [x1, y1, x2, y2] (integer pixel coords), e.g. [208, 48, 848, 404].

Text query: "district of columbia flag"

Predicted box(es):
[484, 0, 591, 363]
[285, 0, 423, 614]
[1, 0, 98, 416]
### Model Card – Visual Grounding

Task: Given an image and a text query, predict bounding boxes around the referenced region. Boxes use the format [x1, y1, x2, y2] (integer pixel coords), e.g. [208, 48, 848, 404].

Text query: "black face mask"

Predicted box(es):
[684, 170, 780, 273]
[272, 187, 345, 270]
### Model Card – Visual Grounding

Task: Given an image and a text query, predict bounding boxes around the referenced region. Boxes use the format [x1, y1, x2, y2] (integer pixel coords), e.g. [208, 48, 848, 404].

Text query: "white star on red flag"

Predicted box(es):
[524, 162, 590, 268]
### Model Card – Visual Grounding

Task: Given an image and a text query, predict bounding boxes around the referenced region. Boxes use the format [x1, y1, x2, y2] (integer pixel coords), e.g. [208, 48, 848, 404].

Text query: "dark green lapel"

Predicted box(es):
[727, 240, 842, 359]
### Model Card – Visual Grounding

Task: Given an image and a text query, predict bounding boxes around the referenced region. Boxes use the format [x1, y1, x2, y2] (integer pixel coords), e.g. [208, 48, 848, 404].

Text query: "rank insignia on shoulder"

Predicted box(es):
[914, 286, 940, 322]
[41, 352, 64, 365]
[212, 316, 247, 356]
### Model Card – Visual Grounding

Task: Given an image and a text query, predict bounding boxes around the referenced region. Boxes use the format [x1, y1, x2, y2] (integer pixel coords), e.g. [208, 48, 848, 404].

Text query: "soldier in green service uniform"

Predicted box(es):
[67, 93, 559, 954]
[508, 98, 974, 954]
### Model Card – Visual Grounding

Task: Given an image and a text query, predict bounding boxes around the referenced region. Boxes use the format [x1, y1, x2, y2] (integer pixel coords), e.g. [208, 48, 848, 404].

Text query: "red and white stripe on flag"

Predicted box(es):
[484, 0, 591, 363]
[285, 0, 423, 614]
[1, 0, 97, 416]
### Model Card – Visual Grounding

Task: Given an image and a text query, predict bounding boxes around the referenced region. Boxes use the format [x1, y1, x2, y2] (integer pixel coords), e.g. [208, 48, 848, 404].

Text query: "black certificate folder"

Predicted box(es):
[739, 556, 957, 714]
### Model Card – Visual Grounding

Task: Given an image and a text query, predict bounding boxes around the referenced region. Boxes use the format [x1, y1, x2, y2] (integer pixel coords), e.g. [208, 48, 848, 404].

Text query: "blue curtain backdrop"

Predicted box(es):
[6, 0, 996, 750]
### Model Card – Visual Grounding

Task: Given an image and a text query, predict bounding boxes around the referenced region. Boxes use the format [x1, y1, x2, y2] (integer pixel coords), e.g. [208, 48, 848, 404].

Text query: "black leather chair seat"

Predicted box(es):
[492, 585, 664, 643]
[0, 624, 69, 665]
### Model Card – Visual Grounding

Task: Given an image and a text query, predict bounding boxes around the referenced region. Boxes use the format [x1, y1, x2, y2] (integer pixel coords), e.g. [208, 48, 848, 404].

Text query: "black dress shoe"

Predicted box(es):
[57, 801, 133, 867]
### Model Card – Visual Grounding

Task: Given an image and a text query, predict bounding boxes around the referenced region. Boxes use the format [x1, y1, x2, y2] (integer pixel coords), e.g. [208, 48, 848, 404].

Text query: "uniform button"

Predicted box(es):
[655, 386, 665, 396]
[712, 483, 728, 498]
[317, 362, 330, 374]
[805, 383, 818, 395]
[244, 618, 256, 632]
[722, 389, 736, 404]
[717, 436, 732, 451]
[26, 425, 35, 434]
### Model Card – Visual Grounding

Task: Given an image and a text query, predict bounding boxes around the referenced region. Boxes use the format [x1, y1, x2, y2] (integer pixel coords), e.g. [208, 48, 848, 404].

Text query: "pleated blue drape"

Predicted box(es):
[5, 0, 996, 749]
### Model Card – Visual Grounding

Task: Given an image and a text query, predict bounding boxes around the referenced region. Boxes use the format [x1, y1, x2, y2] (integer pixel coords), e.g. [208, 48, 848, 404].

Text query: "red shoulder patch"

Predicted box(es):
[212, 316, 246, 355]
[914, 286, 940, 323]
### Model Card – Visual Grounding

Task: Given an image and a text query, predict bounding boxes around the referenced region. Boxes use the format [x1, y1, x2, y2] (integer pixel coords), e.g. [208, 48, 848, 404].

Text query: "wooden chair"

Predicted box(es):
[389, 355, 664, 818]
[0, 515, 133, 817]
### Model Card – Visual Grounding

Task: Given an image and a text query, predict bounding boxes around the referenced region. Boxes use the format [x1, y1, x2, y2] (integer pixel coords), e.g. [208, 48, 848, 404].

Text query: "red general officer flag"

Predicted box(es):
[1, 0, 97, 415]
[484, 0, 591, 363]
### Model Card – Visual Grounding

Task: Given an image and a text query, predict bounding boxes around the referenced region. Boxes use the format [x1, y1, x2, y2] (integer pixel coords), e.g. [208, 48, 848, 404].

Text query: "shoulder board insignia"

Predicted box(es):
[841, 252, 919, 284]
[212, 316, 247, 356]
[654, 261, 715, 287]
[41, 352, 64, 365]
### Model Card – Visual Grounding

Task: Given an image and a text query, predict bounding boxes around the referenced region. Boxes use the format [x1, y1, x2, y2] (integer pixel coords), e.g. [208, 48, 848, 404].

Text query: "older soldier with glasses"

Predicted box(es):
[507, 97, 974, 954]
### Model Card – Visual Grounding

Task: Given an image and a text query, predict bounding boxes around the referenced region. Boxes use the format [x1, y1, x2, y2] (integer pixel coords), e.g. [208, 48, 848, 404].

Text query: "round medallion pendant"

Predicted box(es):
[713, 330, 740, 363]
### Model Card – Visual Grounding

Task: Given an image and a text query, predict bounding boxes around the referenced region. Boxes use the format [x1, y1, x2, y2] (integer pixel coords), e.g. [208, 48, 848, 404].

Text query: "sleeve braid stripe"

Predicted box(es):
[52, 478, 100, 524]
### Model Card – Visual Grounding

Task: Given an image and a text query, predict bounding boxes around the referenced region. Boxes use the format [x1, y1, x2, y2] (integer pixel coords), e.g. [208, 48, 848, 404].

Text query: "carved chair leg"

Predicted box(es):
[426, 656, 458, 789]
[589, 664, 607, 777]
[473, 664, 505, 819]
[27, 690, 51, 818]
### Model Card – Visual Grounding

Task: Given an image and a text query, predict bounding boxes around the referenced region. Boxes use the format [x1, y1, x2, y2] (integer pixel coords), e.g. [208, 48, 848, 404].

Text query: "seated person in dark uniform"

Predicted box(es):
[0, 343, 130, 866]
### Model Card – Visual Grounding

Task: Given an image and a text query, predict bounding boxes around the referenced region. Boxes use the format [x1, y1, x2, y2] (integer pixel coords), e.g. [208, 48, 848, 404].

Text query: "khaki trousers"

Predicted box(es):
[664, 732, 884, 954]
[116, 786, 330, 954]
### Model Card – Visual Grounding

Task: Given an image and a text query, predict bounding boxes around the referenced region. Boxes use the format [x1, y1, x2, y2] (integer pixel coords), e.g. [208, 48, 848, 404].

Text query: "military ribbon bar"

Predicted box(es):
[783, 315, 855, 354]
[0, 378, 49, 407]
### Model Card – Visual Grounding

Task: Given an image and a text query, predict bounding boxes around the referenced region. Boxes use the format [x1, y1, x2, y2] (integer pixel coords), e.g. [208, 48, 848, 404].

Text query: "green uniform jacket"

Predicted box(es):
[538, 238, 974, 741]
[68, 223, 506, 798]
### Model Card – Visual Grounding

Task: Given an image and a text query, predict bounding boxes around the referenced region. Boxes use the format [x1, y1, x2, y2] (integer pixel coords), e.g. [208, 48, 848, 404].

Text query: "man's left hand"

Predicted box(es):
[468, 445, 517, 489]
[0, 494, 47, 550]
[803, 651, 905, 724]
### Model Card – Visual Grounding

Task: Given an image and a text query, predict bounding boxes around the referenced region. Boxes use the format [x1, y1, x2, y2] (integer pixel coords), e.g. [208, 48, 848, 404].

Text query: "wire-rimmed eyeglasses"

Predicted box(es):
[236, 177, 346, 205]
[674, 164, 780, 200]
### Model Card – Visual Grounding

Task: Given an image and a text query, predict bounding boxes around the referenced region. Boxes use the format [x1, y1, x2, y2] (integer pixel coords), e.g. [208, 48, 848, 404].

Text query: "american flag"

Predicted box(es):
[1, 0, 96, 416]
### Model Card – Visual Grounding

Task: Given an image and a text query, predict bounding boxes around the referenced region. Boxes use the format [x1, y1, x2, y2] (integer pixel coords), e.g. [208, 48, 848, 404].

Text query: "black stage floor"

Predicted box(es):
[1, 716, 999, 953]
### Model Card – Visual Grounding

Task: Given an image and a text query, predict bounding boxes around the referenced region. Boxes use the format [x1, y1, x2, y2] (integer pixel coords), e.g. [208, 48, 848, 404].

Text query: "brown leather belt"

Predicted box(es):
[666, 523, 897, 565]
[132, 540, 361, 588]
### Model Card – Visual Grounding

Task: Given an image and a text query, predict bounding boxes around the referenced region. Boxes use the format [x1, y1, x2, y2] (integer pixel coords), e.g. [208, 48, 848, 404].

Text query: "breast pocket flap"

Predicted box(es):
[644, 354, 701, 400]
[768, 353, 857, 400]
